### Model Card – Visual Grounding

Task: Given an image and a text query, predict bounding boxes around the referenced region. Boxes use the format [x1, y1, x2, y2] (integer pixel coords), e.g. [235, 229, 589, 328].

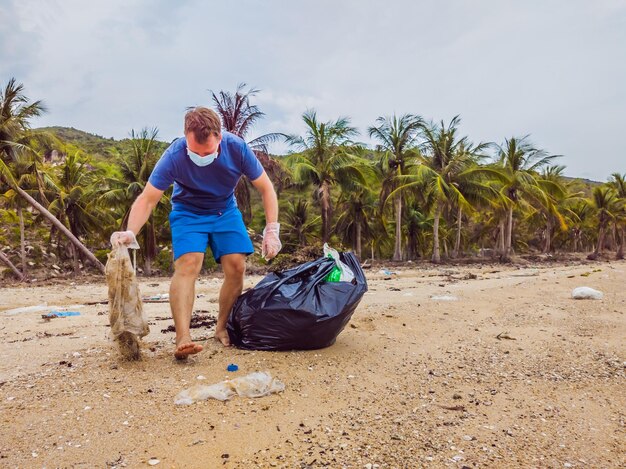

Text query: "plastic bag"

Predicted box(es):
[226, 250, 368, 350]
[105, 242, 149, 360]
[572, 286, 603, 300]
[174, 371, 285, 405]
[323, 243, 355, 282]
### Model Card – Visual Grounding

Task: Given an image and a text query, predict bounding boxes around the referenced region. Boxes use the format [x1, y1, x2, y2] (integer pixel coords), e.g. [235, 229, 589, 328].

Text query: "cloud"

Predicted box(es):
[1, 0, 624, 180]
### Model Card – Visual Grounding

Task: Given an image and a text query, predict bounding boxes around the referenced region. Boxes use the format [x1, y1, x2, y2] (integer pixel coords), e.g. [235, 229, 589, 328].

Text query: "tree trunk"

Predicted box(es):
[11, 183, 105, 273]
[70, 243, 80, 275]
[496, 221, 505, 255]
[431, 204, 442, 263]
[589, 225, 606, 259]
[17, 206, 27, 276]
[615, 226, 626, 259]
[453, 205, 462, 258]
[355, 220, 362, 260]
[0, 250, 24, 281]
[320, 181, 331, 243]
[504, 206, 514, 258]
[392, 195, 402, 261]
[371, 241, 374, 261]
[543, 218, 552, 254]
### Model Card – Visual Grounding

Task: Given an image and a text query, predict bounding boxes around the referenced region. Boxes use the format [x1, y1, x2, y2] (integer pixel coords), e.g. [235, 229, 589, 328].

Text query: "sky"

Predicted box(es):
[2, 0, 625, 181]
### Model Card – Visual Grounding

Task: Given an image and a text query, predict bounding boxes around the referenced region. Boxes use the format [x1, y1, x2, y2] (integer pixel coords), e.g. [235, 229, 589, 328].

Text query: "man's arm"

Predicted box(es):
[127, 182, 165, 235]
[251, 171, 281, 259]
[251, 171, 278, 224]
[112, 182, 165, 246]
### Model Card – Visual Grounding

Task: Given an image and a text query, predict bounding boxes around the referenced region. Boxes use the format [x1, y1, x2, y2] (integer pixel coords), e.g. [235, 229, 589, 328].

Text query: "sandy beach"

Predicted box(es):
[1, 260, 624, 468]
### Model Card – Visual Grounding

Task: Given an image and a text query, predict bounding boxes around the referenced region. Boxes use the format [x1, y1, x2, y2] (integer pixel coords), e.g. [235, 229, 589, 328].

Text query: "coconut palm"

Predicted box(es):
[281, 198, 321, 250]
[0, 78, 105, 273]
[390, 116, 491, 262]
[48, 151, 111, 273]
[607, 173, 626, 259]
[587, 186, 618, 259]
[368, 114, 423, 261]
[334, 181, 378, 259]
[284, 109, 370, 243]
[210, 83, 285, 223]
[494, 136, 561, 259]
[101, 128, 163, 274]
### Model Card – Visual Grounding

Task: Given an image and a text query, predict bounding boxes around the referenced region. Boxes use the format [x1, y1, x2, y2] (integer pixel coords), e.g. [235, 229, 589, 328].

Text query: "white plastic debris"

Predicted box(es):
[148, 458, 160, 466]
[571, 287, 603, 300]
[430, 295, 459, 301]
[324, 243, 355, 282]
[174, 371, 285, 405]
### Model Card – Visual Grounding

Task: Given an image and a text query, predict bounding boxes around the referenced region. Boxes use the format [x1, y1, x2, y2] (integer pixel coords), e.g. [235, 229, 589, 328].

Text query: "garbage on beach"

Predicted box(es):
[323, 243, 355, 282]
[105, 239, 149, 360]
[571, 286, 603, 300]
[378, 268, 397, 279]
[3, 304, 52, 315]
[42, 311, 81, 319]
[174, 371, 285, 405]
[142, 293, 170, 302]
[430, 295, 459, 301]
[227, 250, 367, 350]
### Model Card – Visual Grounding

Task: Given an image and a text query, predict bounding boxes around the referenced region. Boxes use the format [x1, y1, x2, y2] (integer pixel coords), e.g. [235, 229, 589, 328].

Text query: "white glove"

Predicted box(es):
[110, 230, 140, 249]
[262, 222, 282, 260]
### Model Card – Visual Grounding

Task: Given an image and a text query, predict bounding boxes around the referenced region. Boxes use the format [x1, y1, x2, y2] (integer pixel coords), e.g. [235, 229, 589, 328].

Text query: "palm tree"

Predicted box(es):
[281, 199, 320, 249]
[334, 181, 378, 259]
[607, 173, 626, 259]
[210, 83, 285, 223]
[392, 116, 491, 262]
[101, 128, 162, 274]
[0, 78, 105, 273]
[587, 186, 618, 259]
[495, 136, 560, 259]
[368, 114, 423, 260]
[48, 151, 111, 273]
[285, 109, 369, 243]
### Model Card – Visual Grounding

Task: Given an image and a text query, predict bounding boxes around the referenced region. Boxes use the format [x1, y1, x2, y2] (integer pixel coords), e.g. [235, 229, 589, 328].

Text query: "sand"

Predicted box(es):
[0, 261, 624, 468]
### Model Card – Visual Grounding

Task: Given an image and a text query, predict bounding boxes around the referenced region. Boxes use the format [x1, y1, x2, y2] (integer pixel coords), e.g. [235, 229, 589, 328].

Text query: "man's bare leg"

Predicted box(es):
[214, 253, 246, 346]
[170, 252, 205, 359]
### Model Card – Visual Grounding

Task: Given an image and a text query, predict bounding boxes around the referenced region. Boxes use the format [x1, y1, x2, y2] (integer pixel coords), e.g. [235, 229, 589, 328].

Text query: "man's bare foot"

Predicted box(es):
[214, 328, 231, 347]
[174, 340, 203, 360]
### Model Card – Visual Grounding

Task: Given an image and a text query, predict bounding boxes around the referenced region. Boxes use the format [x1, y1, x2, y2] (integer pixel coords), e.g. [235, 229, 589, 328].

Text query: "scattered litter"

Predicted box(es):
[496, 332, 517, 340]
[196, 375, 206, 380]
[148, 458, 160, 466]
[571, 287, 603, 300]
[142, 293, 169, 303]
[174, 371, 285, 405]
[42, 311, 81, 319]
[226, 364, 239, 372]
[378, 268, 397, 280]
[430, 295, 459, 301]
[3, 304, 50, 315]
[161, 313, 217, 333]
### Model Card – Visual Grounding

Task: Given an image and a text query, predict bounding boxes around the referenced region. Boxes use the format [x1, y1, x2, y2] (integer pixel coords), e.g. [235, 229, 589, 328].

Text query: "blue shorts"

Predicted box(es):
[169, 206, 254, 263]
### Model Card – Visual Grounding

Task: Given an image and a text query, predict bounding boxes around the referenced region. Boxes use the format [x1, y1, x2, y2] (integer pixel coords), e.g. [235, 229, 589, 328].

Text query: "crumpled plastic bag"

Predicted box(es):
[323, 243, 355, 282]
[105, 237, 149, 360]
[572, 286, 603, 300]
[174, 371, 285, 405]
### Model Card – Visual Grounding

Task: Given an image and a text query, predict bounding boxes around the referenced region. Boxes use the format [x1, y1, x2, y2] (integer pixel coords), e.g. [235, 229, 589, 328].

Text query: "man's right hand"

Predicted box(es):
[110, 230, 140, 248]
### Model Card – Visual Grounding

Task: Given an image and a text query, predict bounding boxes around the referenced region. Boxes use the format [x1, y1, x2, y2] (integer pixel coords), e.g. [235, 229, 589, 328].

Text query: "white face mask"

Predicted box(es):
[187, 146, 218, 167]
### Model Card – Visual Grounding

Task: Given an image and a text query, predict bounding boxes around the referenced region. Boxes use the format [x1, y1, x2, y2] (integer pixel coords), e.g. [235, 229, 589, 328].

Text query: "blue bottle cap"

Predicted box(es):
[226, 364, 238, 372]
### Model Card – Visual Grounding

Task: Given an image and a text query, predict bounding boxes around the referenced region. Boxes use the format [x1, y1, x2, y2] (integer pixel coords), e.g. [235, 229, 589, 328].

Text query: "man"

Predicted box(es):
[112, 107, 281, 358]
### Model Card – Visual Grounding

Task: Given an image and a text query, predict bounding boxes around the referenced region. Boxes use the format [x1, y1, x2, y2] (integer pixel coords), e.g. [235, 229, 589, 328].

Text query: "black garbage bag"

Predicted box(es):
[227, 252, 368, 350]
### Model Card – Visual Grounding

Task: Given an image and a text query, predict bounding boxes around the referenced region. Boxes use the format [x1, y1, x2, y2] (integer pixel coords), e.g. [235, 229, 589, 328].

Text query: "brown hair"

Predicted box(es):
[184, 107, 222, 143]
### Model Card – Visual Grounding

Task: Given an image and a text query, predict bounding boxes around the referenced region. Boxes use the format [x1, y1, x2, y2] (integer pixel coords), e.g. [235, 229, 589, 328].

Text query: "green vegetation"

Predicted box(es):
[1, 77, 624, 280]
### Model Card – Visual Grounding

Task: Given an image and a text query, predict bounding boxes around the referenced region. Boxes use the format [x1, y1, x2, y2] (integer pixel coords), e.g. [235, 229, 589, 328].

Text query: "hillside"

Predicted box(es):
[36, 126, 170, 162]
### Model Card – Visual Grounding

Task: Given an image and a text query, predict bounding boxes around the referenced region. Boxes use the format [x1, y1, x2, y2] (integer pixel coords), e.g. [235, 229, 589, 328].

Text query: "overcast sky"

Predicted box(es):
[2, 0, 625, 181]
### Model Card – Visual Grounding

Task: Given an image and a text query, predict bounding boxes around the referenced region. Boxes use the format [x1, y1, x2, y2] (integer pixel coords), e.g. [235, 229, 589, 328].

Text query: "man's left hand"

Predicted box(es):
[262, 222, 282, 260]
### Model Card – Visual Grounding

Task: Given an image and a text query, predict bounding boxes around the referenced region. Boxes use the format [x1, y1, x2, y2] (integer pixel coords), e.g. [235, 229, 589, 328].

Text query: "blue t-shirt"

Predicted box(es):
[148, 131, 264, 213]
